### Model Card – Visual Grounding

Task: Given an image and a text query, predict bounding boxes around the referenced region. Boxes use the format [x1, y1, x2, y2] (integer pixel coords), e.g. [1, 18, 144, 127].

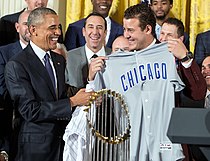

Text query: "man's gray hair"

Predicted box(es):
[27, 7, 57, 27]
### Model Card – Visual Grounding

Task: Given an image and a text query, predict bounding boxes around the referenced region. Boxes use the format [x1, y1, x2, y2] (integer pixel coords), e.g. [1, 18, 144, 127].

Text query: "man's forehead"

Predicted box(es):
[203, 57, 210, 66]
[162, 23, 177, 30]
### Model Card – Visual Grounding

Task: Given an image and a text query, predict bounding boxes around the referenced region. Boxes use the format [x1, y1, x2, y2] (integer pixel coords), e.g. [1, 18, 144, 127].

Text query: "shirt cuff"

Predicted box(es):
[181, 59, 193, 68]
[87, 81, 95, 91]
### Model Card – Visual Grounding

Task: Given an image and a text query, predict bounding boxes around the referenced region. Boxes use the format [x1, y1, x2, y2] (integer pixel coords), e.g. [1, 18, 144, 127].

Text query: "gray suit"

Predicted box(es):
[65, 46, 111, 88]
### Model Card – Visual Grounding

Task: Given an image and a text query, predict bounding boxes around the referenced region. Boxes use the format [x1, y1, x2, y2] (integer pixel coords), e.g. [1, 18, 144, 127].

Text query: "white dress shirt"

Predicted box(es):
[85, 45, 106, 64]
[30, 41, 57, 90]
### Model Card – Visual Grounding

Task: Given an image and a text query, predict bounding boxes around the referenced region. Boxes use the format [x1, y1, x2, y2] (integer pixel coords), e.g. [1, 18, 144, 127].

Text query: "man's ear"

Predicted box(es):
[179, 35, 184, 42]
[145, 25, 152, 34]
[15, 22, 19, 33]
[82, 27, 85, 37]
[29, 25, 37, 36]
[170, 4, 173, 10]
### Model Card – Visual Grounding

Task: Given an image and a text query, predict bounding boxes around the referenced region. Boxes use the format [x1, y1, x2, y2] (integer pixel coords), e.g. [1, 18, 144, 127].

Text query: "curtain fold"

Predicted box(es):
[189, 0, 210, 52]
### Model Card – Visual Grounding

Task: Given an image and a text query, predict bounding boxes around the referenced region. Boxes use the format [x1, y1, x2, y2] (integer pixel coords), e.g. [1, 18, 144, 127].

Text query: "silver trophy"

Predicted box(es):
[84, 89, 131, 161]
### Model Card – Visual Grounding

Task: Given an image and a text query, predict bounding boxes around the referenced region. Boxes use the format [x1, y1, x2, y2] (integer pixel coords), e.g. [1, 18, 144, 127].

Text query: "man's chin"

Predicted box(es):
[156, 15, 166, 20]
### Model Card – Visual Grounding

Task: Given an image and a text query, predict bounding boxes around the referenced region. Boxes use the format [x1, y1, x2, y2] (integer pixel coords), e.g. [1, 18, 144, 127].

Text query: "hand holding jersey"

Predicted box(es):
[88, 56, 107, 81]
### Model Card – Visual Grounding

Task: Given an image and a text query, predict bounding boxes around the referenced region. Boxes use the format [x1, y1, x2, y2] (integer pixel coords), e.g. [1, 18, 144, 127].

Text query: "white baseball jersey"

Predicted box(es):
[94, 43, 185, 161]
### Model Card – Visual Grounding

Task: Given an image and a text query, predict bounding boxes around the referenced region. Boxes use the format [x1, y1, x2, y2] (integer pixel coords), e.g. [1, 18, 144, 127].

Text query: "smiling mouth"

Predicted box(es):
[99, 4, 108, 10]
[51, 37, 58, 41]
[204, 75, 210, 79]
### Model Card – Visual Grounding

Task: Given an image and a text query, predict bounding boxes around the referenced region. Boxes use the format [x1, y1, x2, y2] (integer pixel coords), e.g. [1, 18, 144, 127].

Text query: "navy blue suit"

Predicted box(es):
[64, 18, 123, 51]
[0, 41, 23, 160]
[194, 30, 210, 66]
[0, 9, 25, 46]
[5, 44, 73, 161]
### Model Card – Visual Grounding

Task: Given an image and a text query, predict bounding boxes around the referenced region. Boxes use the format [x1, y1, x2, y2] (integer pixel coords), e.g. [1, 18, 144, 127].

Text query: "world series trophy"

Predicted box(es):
[84, 89, 131, 161]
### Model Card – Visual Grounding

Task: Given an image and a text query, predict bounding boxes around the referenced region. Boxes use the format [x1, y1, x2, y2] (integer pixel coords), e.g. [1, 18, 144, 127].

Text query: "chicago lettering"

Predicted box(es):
[121, 63, 167, 92]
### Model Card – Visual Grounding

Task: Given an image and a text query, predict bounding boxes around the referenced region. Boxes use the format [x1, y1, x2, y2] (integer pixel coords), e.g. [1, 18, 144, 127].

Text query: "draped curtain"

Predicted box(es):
[65, 0, 210, 51]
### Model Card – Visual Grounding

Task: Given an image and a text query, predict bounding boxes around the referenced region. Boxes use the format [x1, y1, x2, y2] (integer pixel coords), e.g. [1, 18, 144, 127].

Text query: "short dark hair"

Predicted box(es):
[163, 17, 184, 37]
[124, 3, 156, 37]
[150, 0, 173, 5]
[84, 12, 107, 30]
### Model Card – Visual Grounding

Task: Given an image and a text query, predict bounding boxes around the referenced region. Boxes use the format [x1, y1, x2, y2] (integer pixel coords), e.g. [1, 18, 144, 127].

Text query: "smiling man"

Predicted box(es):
[150, 0, 189, 49]
[202, 56, 210, 103]
[64, 0, 123, 51]
[4, 7, 93, 161]
[65, 12, 111, 89]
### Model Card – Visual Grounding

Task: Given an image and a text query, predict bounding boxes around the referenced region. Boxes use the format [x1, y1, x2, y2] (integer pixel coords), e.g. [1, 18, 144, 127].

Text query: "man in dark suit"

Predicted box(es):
[64, 0, 123, 51]
[194, 30, 210, 67]
[150, 0, 190, 50]
[4, 7, 93, 161]
[0, 0, 48, 46]
[65, 12, 111, 89]
[0, 10, 31, 161]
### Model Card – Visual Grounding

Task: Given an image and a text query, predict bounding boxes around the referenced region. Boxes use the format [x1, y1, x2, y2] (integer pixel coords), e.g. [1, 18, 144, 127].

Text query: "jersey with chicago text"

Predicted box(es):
[94, 42, 185, 161]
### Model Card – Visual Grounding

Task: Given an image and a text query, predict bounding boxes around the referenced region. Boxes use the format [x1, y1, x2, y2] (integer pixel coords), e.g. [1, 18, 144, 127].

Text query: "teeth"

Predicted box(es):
[206, 76, 210, 78]
[100, 6, 107, 9]
[52, 38, 58, 41]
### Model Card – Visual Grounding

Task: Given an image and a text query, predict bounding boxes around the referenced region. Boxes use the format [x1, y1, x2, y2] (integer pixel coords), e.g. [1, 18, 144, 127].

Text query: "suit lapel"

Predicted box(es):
[105, 47, 112, 56]
[11, 41, 22, 56]
[25, 45, 56, 99]
[51, 51, 64, 99]
[80, 46, 89, 86]
[107, 19, 115, 47]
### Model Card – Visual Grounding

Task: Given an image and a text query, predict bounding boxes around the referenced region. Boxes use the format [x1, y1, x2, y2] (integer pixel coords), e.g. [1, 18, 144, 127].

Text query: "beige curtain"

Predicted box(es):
[65, 0, 210, 51]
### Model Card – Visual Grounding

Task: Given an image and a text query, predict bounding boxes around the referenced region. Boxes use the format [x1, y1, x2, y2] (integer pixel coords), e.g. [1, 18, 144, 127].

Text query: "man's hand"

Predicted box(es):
[69, 88, 95, 107]
[88, 56, 107, 81]
[167, 38, 188, 60]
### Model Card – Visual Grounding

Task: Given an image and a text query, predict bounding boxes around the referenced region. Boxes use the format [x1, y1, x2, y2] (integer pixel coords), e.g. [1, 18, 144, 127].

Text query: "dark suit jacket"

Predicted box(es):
[179, 60, 206, 101]
[0, 41, 23, 157]
[183, 32, 190, 50]
[0, 9, 63, 46]
[65, 46, 111, 88]
[194, 30, 210, 66]
[64, 18, 123, 51]
[4, 44, 72, 161]
[0, 9, 24, 46]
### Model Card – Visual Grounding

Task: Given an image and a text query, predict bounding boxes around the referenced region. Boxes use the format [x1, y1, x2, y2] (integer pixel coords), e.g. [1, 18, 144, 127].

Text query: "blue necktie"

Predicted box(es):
[44, 53, 56, 91]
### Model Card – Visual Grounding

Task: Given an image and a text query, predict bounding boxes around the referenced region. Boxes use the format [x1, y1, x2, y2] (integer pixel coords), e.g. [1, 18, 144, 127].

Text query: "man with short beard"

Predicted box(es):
[150, 0, 190, 49]
[0, 0, 48, 46]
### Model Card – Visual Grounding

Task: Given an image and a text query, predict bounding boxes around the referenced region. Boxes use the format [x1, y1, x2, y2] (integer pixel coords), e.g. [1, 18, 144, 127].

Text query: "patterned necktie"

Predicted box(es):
[44, 53, 56, 91]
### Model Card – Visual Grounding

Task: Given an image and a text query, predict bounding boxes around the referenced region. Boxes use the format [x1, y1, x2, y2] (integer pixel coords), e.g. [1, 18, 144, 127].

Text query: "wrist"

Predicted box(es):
[180, 51, 193, 62]
[70, 97, 77, 107]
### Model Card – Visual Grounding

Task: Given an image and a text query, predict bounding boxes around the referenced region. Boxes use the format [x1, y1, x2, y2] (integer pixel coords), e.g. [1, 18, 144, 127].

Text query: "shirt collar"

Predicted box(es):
[145, 38, 156, 49]
[19, 40, 27, 49]
[85, 45, 106, 64]
[30, 41, 50, 61]
[155, 23, 162, 39]
[105, 16, 111, 25]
